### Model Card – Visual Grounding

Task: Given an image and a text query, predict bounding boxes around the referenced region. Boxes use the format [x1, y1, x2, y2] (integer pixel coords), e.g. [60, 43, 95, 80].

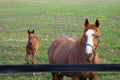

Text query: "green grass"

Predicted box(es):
[0, 0, 120, 80]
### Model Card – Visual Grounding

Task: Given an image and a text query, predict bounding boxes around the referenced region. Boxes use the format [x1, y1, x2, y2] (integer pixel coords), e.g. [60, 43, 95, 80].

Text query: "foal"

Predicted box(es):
[26, 30, 39, 65]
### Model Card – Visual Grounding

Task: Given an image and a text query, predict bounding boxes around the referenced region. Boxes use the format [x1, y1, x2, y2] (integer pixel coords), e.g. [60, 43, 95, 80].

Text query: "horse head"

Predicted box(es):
[83, 19, 100, 61]
[28, 29, 35, 44]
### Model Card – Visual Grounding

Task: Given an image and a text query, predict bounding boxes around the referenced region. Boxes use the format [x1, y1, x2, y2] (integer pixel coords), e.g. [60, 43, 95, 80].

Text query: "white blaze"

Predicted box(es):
[85, 29, 95, 54]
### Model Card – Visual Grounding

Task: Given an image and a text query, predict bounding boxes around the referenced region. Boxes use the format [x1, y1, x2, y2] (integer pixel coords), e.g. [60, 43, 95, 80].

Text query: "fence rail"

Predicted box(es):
[0, 64, 120, 73]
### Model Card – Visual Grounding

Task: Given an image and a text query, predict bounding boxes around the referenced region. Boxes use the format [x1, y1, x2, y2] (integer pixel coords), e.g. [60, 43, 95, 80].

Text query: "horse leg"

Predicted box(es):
[52, 72, 59, 80]
[32, 52, 37, 64]
[32, 52, 37, 76]
[26, 53, 30, 64]
[90, 74, 97, 80]
[59, 74, 64, 80]
[72, 76, 79, 80]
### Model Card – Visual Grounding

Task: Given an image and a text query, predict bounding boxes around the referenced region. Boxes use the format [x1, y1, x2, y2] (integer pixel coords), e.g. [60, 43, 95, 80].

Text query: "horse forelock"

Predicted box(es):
[84, 24, 100, 35]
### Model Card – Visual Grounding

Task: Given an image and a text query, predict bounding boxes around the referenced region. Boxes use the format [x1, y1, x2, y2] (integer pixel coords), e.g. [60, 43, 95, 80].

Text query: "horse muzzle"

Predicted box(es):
[84, 52, 94, 61]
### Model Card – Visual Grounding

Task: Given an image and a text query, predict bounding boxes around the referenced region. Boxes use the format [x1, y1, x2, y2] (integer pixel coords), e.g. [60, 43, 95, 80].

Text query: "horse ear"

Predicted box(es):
[95, 19, 100, 28]
[85, 18, 89, 27]
[32, 30, 34, 33]
[28, 29, 30, 33]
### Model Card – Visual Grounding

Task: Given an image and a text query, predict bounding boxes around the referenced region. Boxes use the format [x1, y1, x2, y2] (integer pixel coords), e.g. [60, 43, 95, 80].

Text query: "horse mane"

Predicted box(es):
[75, 34, 86, 46]
[33, 35, 39, 42]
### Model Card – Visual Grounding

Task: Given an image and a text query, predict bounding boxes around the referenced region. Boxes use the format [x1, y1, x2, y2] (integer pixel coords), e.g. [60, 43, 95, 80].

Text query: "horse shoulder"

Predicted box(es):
[68, 45, 84, 64]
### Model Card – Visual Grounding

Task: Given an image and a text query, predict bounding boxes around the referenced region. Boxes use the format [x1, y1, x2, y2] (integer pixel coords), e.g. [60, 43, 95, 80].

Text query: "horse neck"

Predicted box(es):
[28, 36, 35, 45]
[74, 35, 86, 56]
[75, 34, 86, 47]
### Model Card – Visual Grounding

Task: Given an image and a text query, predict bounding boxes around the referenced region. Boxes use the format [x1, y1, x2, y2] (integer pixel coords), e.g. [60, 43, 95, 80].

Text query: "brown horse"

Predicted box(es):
[26, 29, 39, 65]
[48, 19, 100, 80]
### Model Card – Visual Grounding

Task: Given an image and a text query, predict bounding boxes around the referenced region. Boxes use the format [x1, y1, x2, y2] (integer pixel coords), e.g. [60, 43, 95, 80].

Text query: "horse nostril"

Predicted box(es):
[85, 53, 93, 57]
[88, 54, 91, 57]
[89, 53, 93, 57]
[85, 53, 89, 57]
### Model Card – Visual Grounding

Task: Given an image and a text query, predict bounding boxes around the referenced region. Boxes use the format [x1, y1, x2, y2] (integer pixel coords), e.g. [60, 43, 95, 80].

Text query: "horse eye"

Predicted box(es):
[96, 35, 99, 38]
[83, 34, 87, 38]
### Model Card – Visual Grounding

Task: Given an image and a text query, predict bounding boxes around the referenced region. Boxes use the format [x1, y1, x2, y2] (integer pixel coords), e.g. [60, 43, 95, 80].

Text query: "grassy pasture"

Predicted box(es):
[0, 0, 120, 80]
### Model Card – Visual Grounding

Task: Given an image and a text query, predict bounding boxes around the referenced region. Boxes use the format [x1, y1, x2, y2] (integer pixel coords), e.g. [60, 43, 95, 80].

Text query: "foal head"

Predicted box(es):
[28, 30, 35, 44]
[83, 19, 100, 61]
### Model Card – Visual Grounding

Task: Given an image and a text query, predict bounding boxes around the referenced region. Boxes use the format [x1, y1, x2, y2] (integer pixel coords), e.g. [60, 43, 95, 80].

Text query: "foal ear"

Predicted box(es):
[95, 19, 100, 28]
[85, 18, 89, 27]
[32, 30, 34, 33]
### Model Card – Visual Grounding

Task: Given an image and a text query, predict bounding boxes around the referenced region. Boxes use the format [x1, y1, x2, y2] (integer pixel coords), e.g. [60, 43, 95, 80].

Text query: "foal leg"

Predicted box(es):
[32, 52, 37, 76]
[32, 52, 37, 64]
[26, 53, 30, 64]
